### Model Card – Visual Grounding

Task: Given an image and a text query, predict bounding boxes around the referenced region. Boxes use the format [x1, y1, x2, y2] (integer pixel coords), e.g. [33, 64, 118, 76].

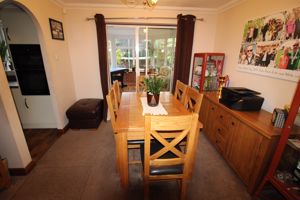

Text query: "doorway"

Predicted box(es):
[0, 4, 58, 163]
[107, 25, 176, 91]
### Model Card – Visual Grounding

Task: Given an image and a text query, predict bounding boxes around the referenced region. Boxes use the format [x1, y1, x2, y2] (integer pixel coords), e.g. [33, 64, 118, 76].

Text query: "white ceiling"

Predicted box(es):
[56, 0, 241, 9]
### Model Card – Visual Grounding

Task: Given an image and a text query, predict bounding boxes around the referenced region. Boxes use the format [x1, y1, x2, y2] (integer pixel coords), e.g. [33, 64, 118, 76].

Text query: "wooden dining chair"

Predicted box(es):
[183, 87, 203, 114]
[113, 80, 121, 106]
[143, 113, 200, 200]
[106, 87, 143, 165]
[106, 88, 118, 131]
[174, 80, 187, 104]
[136, 75, 145, 92]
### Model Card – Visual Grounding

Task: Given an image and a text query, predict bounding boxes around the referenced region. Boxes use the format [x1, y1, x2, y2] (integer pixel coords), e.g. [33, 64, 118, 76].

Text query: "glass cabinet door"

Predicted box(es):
[191, 53, 225, 92]
[191, 56, 203, 90]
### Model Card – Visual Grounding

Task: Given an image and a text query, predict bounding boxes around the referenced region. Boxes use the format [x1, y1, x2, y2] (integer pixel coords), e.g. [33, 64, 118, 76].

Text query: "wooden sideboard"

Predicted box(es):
[199, 92, 282, 194]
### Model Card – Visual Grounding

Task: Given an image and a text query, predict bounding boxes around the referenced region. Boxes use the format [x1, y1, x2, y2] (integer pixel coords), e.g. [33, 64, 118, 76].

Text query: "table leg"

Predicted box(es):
[115, 131, 129, 188]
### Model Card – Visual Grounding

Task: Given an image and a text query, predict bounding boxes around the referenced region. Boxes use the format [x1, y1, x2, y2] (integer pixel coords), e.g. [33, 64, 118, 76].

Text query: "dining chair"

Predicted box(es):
[123, 71, 136, 91]
[106, 88, 143, 165]
[143, 113, 200, 200]
[183, 87, 203, 114]
[106, 88, 118, 132]
[113, 80, 121, 106]
[136, 75, 145, 92]
[174, 80, 187, 104]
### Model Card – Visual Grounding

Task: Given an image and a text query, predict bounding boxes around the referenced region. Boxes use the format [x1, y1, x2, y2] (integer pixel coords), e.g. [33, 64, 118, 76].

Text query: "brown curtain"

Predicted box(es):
[95, 14, 109, 121]
[172, 14, 196, 93]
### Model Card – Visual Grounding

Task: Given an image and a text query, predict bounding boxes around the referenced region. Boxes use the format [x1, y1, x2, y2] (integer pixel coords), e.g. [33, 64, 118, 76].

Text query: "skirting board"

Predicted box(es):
[9, 123, 69, 176]
[9, 161, 35, 176]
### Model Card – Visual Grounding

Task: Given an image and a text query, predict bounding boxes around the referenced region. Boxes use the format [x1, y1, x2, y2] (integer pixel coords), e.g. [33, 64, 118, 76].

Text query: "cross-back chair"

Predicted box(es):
[113, 80, 121, 106]
[106, 88, 118, 132]
[143, 113, 200, 200]
[174, 80, 187, 104]
[106, 87, 143, 165]
[136, 75, 145, 92]
[183, 87, 203, 114]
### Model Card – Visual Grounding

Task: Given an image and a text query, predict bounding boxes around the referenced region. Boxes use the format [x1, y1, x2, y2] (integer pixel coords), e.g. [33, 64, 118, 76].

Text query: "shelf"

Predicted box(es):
[271, 176, 300, 200]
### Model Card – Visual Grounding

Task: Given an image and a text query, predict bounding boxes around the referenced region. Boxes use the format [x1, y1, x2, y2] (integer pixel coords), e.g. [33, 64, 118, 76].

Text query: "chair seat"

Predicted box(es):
[140, 140, 183, 176]
[128, 140, 144, 145]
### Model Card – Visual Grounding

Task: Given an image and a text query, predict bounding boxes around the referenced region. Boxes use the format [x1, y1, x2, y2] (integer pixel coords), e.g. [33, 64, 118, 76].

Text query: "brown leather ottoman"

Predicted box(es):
[66, 99, 103, 129]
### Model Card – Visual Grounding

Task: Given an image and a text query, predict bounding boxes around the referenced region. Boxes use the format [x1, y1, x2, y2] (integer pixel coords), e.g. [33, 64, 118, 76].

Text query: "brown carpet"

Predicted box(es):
[0, 121, 251, 200]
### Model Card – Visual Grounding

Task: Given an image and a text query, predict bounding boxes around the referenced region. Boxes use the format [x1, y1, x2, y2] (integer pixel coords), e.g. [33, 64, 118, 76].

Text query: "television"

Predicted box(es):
[10, 44, 50, 95]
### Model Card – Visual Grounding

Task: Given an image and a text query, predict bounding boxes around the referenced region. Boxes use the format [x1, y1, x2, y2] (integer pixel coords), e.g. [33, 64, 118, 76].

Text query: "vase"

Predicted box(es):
[147, 92, 160, 107]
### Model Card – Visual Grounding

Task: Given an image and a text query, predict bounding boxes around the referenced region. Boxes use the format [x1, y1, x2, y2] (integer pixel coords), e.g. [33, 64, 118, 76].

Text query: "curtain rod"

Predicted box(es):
[86, 17, 204, 21]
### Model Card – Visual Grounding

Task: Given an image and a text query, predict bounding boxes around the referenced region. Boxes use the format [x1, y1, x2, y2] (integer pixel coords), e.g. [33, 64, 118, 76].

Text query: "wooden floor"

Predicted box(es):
[23, 129, 60, 163]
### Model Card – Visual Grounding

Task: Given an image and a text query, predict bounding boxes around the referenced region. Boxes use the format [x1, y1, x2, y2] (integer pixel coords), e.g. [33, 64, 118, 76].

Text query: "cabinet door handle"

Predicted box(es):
[220, 115, 223, 119]
[25, 98, 29, 109]
[231, 122, 235, 126]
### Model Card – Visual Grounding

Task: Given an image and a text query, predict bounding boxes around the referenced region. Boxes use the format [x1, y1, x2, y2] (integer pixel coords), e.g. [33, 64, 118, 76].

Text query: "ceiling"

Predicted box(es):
[56, 0, 241, 9]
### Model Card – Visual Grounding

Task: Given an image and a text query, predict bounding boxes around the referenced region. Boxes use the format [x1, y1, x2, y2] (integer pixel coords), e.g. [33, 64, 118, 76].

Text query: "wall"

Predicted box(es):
[0, 7, 39, 44]
[64, 5, 218, 98]
[0, 62, 31, 168]
[15, 0, 77, 128]
[0, 7, 57, 128]
[214, 0, 300, 112]
[0, 0, 76, 168]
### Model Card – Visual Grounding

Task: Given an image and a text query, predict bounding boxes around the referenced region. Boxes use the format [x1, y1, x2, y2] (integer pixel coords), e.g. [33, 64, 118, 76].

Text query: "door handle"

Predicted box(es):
[25, 98, 29, 109]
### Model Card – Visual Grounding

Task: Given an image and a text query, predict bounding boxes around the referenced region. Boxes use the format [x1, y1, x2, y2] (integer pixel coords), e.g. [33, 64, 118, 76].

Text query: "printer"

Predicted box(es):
[219, 87, 264, 111]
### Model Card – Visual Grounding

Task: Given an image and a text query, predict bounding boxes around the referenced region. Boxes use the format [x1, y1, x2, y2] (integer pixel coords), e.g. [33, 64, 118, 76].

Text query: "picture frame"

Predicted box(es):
[49, 18, 64, 40]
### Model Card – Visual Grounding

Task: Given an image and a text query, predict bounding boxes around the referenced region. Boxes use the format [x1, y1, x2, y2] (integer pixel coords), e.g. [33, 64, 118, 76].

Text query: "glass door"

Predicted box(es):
[107, 25, 176, 91]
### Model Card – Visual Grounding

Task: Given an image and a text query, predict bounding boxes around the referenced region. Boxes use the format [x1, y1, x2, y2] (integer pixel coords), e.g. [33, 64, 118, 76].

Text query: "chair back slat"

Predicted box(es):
[106, 88, 118, 132]
[113, 80, 121, 105]
[174, 80, 187, 103]
[183, 87, 203, 114]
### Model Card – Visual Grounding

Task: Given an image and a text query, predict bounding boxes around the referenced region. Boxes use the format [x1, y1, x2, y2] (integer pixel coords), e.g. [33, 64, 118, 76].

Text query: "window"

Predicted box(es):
[107, 25, 176, 91]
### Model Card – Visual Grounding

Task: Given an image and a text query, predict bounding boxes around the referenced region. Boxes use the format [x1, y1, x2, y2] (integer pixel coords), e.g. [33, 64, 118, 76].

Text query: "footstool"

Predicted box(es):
[66, 99, 103, 129]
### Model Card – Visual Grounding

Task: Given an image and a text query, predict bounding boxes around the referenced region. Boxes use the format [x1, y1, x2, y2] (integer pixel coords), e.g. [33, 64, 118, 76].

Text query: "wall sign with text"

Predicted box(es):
[237, 6, 300, 82]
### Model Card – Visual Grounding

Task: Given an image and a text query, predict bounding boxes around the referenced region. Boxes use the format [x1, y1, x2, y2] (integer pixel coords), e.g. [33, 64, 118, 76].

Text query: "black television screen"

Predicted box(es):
[16, 69, 50, 95]
[10, 44, 50, 95]
[9, 44, 44, 69]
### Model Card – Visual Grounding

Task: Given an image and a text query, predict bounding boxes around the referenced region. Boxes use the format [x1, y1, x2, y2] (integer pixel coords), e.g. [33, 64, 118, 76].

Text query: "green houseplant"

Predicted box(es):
[0, 41, 8, 63]
[144, 75, 165, 106]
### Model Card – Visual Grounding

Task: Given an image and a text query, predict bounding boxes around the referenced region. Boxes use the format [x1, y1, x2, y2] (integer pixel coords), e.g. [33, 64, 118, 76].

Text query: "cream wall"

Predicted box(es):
[0, 61, 31, 168]
[64, 6, 218, 99]
[15, 0, 76, 128]
[0, 7, 57, 129]
[0, 0, 76, 168]
[215, 0, 300, 112]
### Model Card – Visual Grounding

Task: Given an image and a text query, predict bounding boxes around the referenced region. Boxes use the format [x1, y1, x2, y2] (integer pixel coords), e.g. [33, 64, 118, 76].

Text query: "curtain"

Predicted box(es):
[172, 14, 196, 93]
[95, 14, 109, 121]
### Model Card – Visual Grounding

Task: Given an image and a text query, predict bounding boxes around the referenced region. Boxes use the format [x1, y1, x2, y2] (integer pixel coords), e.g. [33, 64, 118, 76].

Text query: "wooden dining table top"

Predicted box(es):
[115, 92, 193, 139]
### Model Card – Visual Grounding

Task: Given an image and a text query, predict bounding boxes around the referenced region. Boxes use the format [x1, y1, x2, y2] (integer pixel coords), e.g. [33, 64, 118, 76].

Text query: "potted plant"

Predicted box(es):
[144, 75, 165, 107]
[0, 41, 10, 71]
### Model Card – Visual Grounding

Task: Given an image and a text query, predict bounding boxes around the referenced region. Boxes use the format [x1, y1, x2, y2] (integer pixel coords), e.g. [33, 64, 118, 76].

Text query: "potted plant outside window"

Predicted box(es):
[144, 75, 165, 107]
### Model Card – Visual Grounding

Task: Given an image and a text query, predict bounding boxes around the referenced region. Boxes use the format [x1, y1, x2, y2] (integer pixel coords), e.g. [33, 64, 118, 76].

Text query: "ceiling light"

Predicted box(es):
[122, 0, 158, 8]
[143, 0, 158, 8]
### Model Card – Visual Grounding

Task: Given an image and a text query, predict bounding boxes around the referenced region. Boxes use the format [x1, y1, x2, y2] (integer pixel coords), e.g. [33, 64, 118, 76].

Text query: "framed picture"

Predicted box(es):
[49, 18, 64, 40]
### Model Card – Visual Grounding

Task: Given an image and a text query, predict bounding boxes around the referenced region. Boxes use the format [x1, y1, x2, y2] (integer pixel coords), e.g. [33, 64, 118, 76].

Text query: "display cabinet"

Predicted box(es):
[191, 53, 225, 92]
[253, 80, 300, 200]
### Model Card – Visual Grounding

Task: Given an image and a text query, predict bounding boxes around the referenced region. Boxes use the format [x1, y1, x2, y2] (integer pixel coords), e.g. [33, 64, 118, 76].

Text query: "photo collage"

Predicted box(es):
[238, 7, 300, 75]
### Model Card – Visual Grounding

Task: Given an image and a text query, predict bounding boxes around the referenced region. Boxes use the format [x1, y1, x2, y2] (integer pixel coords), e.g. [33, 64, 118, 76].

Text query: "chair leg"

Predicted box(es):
[180, 180, 188, 200]
[144, 178, 149, 200]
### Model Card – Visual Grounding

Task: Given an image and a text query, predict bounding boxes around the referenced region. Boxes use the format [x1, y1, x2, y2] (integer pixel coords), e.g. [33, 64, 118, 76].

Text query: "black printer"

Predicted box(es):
[219, 87, 264, 111]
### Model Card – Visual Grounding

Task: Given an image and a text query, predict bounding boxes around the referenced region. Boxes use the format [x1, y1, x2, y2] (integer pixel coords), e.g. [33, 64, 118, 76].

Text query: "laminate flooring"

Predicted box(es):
[23, 129, 60, 163]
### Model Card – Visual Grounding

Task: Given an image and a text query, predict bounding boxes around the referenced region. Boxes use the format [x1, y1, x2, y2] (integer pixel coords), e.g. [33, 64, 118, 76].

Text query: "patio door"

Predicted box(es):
[107, 25, 176, 91]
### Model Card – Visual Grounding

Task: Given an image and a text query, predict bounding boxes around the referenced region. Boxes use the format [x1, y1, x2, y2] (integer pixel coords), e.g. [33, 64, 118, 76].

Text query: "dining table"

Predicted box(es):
[114, 91, 203, 188]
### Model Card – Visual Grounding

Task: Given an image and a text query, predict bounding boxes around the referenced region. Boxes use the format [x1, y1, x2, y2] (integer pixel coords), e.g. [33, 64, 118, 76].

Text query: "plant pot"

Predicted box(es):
[147, 92, 160, 107]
